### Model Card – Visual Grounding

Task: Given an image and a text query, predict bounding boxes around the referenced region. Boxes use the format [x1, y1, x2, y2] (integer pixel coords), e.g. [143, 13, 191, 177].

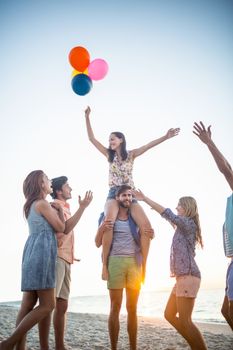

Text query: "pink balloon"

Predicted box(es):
[88, 59, 108, 81]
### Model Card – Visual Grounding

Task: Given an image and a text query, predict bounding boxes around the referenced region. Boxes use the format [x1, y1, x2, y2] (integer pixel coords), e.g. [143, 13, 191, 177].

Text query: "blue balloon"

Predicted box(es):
[71, 74, 93, 96]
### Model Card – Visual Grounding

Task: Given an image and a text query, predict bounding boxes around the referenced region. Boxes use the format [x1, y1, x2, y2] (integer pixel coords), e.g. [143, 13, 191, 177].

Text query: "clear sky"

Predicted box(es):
[0, 0, 233, 301]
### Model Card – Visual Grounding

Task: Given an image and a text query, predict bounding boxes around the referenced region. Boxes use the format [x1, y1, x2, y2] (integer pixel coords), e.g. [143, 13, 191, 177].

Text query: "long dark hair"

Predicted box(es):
[23, 170, 44, 218]
[107, 132, 128, 163]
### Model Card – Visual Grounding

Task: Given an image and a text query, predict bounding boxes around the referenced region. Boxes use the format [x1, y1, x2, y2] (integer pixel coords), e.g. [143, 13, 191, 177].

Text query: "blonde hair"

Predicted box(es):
[179, 196, 203, 248]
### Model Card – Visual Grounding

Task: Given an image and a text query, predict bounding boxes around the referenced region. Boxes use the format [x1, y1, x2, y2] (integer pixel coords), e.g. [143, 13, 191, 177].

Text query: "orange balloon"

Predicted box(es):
[69, 46, 90, 72]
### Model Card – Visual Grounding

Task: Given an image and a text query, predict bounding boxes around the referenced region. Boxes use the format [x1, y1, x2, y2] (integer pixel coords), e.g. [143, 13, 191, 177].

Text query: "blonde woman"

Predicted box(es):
[134, 190, 207, 350]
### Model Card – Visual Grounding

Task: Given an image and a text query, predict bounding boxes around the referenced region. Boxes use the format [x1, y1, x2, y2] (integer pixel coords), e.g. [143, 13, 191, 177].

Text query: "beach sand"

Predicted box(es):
[0, 305, 232, 349]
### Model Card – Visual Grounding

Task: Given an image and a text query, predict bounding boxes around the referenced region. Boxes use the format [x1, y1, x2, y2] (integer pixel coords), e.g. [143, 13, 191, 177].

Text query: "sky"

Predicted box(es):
[0, 0, 233, 302]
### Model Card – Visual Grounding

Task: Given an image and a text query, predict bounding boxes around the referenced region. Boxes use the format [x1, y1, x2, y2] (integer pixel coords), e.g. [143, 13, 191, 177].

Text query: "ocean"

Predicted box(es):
[2, 288, 225, 325]
[67, 288, 226, 325]
[1, 288, 226, 325]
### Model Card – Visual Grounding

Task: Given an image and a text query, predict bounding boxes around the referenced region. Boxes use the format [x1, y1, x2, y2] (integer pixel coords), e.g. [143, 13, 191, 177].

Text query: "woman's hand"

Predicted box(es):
[133, 189, 146, 201]
[85, 106, 91, 117]
[51, 202, 62, 212]
[166, 127, 180, 139]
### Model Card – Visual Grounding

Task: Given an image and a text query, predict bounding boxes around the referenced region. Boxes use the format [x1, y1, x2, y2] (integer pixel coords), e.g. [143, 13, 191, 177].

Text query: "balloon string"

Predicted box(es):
[84, 91, 91, 109]
[80, 93, 92, 112]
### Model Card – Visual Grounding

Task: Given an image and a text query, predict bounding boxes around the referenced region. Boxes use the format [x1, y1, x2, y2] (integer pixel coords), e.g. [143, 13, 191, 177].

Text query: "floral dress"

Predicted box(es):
[108, 152, 135, 189]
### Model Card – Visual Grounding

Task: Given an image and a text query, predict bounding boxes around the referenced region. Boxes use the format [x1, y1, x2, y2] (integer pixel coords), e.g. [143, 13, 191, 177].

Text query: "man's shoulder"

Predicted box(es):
[54, 199, 70, 208]
[54, 199, 71, 218]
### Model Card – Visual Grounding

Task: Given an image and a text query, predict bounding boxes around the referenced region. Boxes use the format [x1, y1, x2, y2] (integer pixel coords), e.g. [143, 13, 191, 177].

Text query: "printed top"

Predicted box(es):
[108, 152, 135, 188]
[161, 208, 201, 279]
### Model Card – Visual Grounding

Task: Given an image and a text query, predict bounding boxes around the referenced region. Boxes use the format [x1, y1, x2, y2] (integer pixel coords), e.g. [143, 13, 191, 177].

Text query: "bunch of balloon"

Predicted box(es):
[68, 46, 109, 96]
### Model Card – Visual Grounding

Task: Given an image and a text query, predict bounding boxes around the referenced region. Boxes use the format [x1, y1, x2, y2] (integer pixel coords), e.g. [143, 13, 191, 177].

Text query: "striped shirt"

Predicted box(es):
[110, 219, 138, 257]
[223, 194, 233, 257]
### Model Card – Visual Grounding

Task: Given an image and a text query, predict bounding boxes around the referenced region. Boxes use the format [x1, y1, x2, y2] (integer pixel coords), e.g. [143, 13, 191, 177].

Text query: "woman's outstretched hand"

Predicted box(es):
[166, 127, 180, 139]
[85, 106, 91, 117]
[133, 189, 146, 201]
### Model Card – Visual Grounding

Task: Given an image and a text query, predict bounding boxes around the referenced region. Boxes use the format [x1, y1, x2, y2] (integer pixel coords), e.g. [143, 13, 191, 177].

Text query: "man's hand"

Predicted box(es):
[78, 191, 93, 208]
[144, 228, 155, 240]
[95, 219, 114, 248]
[101, 219, 114, 231]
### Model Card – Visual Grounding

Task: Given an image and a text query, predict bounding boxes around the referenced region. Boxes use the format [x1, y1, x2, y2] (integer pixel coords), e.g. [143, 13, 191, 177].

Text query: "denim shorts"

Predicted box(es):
[225, 260, 233, 301]
[107, 186, 137, 203]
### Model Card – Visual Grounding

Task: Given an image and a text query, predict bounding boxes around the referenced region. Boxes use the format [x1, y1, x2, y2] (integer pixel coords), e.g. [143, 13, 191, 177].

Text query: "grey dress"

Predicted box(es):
[21, 201, 57, 291]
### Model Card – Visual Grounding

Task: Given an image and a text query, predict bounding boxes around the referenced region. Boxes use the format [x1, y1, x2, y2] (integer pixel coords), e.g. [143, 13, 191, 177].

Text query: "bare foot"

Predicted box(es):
[102, 265, 109, 280]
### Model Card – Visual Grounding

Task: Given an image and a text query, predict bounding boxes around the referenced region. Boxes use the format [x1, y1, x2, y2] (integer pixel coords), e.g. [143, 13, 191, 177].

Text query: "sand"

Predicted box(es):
[0, 305, 232, 349]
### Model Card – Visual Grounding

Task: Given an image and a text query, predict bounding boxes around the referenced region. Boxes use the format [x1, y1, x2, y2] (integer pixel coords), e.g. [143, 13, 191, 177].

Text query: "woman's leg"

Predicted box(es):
[164, 291, 188, 339]
[15, 291, 38, 350]
[102, 199, 119, 280]
[164, 289, 207, 349]
[38, 313, 52, 350]
[176, 296, 207, 350]
[0, 289, 55, 350]
[130, 203, 153, 282]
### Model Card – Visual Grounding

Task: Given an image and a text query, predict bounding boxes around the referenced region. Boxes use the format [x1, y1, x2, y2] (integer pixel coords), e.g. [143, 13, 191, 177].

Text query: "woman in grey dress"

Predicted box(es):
[0, 170, 65, 350]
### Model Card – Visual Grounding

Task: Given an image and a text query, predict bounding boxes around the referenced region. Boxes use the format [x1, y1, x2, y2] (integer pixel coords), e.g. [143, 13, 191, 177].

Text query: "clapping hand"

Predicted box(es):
[78, 190, 93, 208]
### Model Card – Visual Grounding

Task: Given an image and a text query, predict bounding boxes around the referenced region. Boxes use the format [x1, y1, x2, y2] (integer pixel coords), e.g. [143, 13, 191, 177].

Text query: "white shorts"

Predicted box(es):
[172, 275, 201, 298]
